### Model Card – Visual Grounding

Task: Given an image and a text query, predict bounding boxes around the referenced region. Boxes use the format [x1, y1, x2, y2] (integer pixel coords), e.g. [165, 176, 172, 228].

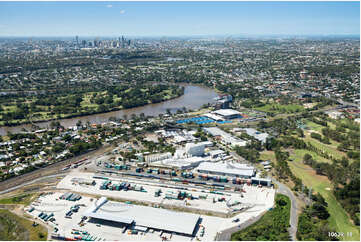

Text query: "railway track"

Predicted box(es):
[0, 144, 112, 193]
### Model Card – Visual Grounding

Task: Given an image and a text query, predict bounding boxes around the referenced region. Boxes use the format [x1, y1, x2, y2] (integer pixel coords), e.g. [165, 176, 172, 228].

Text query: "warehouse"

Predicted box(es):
[240, 128, 269, 144]
[251, 177, 272, 187]
[196, 161, 255, 178]
[83, 197, 200, 236]
[203, 127, 247, 147]
[152, 156, 210, 169]
[185, 142, 205, 156]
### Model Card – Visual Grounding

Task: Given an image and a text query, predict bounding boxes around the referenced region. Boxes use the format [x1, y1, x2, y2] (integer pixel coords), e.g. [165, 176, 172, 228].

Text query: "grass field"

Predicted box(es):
[303, 133, 345, 160]
[303, 119, 350, 162]
[289, 149, 331, 164]
[305, 120, 336, 132]
[260, 150, 277, 163]
[288, 150, 360, 241]
[305, 120, 325, 132]
[255, 103, 304, 114]
[0, 193, 35, 206]
[0, 209, 47, 241]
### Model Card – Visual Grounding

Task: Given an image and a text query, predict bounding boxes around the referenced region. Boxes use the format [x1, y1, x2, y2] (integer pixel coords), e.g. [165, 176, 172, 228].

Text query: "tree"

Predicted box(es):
[76, 120, 82, 127]
[296, 128, 304, 138]
[312, 202, 330, 220]
[303, 153, 313, 164]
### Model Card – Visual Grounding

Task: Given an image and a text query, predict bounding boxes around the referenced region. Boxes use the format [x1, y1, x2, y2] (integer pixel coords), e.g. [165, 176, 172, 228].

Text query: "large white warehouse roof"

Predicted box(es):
[196, 162, 255, 177]
[83, 197, 200, 235]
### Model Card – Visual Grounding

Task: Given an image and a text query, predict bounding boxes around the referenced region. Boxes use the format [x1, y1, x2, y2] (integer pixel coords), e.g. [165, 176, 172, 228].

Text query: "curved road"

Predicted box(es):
[272, 179, 298, 241]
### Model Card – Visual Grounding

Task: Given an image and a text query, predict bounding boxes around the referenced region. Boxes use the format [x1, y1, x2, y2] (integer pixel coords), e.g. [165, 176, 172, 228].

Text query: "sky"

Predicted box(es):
[0, 1, 359, 37]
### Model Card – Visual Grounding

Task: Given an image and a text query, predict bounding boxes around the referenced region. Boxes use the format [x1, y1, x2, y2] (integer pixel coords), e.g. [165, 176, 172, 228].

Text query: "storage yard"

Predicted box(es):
[20, 171, 275, 241]
[25, 184, 274, 241]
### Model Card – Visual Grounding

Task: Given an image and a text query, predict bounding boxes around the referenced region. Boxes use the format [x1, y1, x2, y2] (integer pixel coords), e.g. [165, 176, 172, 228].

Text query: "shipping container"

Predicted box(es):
[220, 176, 228, 182]
[181, 172, 193, 178]
[199, 195, 208, 199]
[199, 174, 208, 180]
[92, 176, 109, 180]
[135, 168, 143, 173]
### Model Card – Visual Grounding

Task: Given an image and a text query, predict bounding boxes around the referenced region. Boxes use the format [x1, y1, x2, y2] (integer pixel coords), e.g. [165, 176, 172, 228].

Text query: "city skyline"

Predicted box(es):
[0, 1, 360, 37]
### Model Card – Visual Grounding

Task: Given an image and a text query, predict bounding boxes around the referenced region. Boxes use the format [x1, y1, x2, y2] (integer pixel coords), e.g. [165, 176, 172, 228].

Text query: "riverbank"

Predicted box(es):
[0, 92, 182, 127]
[0, 85, 184, 127]
[0, 84, 218, 135]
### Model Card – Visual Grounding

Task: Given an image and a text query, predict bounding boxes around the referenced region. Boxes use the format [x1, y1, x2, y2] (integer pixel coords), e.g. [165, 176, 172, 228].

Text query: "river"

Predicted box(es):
[0, 84, 218, 135]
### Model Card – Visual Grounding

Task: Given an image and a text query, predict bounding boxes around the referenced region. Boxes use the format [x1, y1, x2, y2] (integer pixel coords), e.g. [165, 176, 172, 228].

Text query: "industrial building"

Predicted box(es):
[152, 156, 211, 169]
[144, 152, 172, 163]
[214, 94, 233, 109]
[147, 142, 209, 169]
[203, 127, 247, 147]
[185, 142, 205, 157]
[251, 177, 272, 187]
[200, 141, 214, 147]
[83, 197, 200, 236]
[154, 129, 197, 144]
[196, 162, 255, 178]
[208, 149, 226, 159]
[240, 128, 269, 144]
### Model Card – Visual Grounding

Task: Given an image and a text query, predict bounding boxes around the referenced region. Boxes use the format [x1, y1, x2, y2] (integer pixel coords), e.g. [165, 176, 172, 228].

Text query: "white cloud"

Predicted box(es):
[119, 10, 125, 14]
[106, 4, 113, 8]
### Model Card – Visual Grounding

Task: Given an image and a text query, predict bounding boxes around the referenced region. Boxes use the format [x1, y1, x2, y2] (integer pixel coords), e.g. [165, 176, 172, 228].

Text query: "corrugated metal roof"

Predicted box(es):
[83, 198, 199, 235]
[197, 162, 255, 177]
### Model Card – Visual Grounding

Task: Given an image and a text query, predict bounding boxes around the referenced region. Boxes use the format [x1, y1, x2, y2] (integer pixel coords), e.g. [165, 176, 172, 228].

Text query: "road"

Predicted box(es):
[272, 179, 298, 241]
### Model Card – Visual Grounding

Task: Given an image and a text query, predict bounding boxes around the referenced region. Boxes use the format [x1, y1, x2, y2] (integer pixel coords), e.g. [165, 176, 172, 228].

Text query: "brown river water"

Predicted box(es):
[0, 84, 218, 135]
